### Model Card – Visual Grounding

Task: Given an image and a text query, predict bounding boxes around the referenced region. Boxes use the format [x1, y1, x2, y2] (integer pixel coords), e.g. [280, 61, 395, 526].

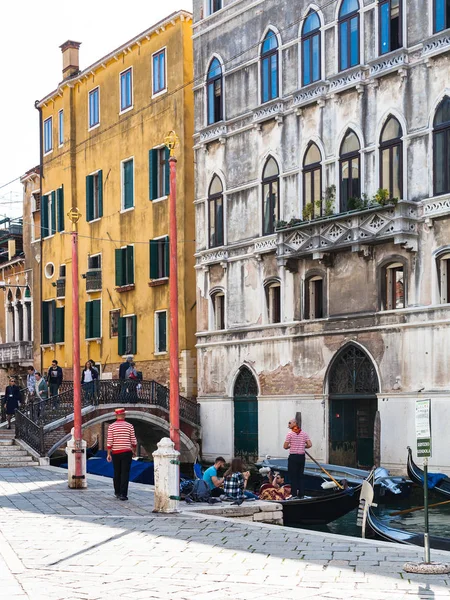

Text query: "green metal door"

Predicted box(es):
[233, 367, 258, 459]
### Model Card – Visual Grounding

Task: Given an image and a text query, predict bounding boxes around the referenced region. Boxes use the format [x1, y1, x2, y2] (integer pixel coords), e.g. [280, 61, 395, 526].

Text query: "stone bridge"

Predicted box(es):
[15, 380, 201, 462]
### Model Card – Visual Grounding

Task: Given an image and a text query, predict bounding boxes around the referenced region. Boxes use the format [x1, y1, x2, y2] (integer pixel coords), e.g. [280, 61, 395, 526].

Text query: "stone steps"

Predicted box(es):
[0, 426, 39, 468]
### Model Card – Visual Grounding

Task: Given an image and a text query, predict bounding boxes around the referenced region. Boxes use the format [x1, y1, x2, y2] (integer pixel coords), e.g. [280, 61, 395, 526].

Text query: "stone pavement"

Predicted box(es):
[0, 467, 449, 600]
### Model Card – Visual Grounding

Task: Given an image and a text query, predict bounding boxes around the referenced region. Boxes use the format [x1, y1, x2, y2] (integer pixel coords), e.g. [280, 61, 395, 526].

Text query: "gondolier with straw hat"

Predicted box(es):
[283, 417, 312, 499]
[106, 408, 137, 501]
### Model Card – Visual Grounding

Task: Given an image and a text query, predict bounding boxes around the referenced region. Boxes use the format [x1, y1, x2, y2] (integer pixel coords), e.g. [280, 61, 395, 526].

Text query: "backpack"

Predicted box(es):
[185, 479, 211, 503]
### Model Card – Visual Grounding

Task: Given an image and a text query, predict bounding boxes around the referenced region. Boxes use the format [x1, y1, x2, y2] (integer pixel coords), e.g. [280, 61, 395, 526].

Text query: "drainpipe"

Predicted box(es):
[34, 100, 43, 374]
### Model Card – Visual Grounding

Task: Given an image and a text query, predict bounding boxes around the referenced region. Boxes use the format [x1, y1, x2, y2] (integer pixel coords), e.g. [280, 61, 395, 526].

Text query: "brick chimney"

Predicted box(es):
[60, 40, 81, 80]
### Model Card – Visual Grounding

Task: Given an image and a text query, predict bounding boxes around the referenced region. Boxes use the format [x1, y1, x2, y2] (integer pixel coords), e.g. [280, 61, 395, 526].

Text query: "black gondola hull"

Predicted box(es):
[407, 447, 450, 500]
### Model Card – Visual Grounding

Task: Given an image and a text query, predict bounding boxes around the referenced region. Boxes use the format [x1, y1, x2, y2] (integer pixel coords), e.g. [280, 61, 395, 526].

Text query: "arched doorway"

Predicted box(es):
[233, 367, 258, 459]
[328, 344, 379, 468]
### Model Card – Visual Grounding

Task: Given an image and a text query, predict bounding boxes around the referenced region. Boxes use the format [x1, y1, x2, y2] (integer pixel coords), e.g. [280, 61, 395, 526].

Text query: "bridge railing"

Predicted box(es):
[15, 410, 45, 455]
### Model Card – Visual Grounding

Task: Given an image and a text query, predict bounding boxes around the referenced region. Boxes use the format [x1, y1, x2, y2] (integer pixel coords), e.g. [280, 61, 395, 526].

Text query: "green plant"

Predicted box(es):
[323, 185, 336, 216]
[374, 188, 390, 206]
[287, 217, 302, 227]
[275, 220, 288, 229]
[302, 203, 314, 221]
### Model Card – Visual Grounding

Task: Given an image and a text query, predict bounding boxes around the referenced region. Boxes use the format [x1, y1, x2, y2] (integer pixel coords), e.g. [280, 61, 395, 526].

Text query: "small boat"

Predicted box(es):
[273, 481, 363, 526]
[365, 505, 450, 552]
[258, 457, 411, 499]
[407, 447, 450, 499]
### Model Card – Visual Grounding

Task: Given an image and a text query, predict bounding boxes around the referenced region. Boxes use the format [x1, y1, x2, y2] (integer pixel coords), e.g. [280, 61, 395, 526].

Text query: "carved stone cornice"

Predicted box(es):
[368, 50, 409, 79]
[422, 32, 450, 60]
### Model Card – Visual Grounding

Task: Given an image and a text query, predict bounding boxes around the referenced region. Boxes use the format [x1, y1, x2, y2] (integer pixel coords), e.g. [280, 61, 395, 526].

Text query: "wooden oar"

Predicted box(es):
[305, 451, 344, 490]
[390, 499, 450, 517]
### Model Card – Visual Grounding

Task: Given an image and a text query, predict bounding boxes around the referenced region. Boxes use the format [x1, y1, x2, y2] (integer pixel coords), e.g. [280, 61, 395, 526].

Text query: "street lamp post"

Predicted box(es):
[164, 131, 180, 452]
[67, 207, 86, 488]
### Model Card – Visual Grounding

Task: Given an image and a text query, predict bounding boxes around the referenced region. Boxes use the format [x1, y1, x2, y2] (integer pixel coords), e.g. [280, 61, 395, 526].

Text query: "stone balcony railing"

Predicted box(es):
[422, 194, 450, 220]
[56, 278, 66, 299]
[0, 341, 33, 367]
[277, 201, 419, 263]
[86, 270, 102, 292]
[422, 31, 450, 60]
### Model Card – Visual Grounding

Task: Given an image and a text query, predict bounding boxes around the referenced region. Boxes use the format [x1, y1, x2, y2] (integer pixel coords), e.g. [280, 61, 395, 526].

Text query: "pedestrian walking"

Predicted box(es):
[34, 372, 48, 420]
[47, 360, 63, 408]
[283, 418, 312, 499]
[119, 355, 133, 402]
[106, 408, 137, 501]
[88, 360, 100, 404]
[81, 361, 98, 402]
[26, 366, 36, 404]
[3, 377, 22, 429]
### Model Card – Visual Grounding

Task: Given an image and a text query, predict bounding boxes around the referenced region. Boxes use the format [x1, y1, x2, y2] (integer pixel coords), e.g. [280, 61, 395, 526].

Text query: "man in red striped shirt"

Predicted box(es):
[283, 418, 312, 499]
[106, 408, 137, 501]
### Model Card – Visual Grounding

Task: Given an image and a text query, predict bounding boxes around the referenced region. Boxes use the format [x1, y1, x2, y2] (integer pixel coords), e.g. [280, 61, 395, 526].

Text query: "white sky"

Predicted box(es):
[0, 0, 192, 218]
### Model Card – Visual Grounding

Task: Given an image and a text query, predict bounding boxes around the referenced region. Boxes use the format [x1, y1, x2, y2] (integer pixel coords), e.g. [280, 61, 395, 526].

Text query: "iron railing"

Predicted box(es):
[56, 278, 66, 298]
[86, 270, 102, 292]
[15, 410, 44, 455]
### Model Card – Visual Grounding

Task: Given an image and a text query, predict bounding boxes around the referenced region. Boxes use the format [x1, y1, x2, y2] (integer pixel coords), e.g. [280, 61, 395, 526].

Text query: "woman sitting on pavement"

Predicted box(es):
[223, 458, 258, 504]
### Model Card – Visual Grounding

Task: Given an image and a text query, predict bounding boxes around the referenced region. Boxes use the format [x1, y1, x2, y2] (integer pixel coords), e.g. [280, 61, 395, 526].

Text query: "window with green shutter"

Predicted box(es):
[42, 300, 56, 344]
[149, 147, 170, 200]
[118, 315, 137, 356]
[149, 236, 169, 279]
[115, 246, 134, 287]
[85, 300, 101, 339]
[122, 159, 134, 209]
[41, 194, 49, 238]
[86, 171, 103, 222]
[155, 311, 167, 353]
[55, 307, 65, 343]
[57, 186, 64, 232]
[51, 191, 57, 235]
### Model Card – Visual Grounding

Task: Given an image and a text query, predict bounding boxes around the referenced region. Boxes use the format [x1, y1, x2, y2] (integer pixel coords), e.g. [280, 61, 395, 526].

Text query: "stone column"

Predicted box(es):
[152, 437, 180, 513]
[13, 302, 20, 342]
[23, 302, 30, 342]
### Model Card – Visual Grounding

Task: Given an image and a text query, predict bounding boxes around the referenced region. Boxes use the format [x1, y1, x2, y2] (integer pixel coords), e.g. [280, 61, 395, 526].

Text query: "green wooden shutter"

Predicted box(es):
[149, 239, 158, 279]
[41, 195, 49, 238]
[164, 147, 170, 196]
[86, 175, 94, 222]
[57, 186, 64, 232]
[92, 300, 101, 338]
[164, 236, 170, 277]
[98, 170, 103, 218]
[85, 302, 92, 339]
[126, 245, 134, 284]
[51, 191, 57, 235]
[115, 248, 123, 286]
[42, 302, 49, 344]
[118, 317, 126, 355]
[149, 150, 158, 200]
[124, 160, 134, 209]
[131, 315, 137, 354]
[158, 312, 167, 352]
[55, 307, 65, 343]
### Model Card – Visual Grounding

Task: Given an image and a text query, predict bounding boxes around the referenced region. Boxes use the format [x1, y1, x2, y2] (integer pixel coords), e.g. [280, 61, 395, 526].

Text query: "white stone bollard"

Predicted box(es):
[152, 437, 180, 513]
[65, 428, 87, 489]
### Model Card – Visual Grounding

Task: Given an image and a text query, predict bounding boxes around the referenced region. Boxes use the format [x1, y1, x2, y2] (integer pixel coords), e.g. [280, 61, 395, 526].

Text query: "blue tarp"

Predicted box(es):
[59, 450, 155, 485]
[419, 472, 447, 489]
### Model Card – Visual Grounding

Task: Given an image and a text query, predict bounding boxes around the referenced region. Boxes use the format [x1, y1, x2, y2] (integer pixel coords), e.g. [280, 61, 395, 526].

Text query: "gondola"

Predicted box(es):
[258, 458, 411, 500]
[273, 481, 363, 526]
[407, 447, 450, 499]
[365, 505, 450, 552]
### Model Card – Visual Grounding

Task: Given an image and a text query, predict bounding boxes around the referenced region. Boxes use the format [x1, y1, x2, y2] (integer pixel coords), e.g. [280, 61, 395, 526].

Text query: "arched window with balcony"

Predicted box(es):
[338, 0, 360, 71]
[434, 96, 450, 196]
[434, 0, 450, 33]
[262, 157, 280, 235]
[303, 142, 322, 218]
[380, 116, 403, 200]
[379, 0, 402, 55]
[208, 175, 224, 248]
[261, 30, 279, 103]
[302, 10, 321, 86]
[207, 58, 223, 125]
[339, 129, 361, 212]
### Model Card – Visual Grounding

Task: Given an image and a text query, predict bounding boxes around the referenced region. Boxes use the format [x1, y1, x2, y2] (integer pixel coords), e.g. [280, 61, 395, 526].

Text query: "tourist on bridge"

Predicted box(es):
[283, 418, 312, 499]
[106, 408, 137, 501]
[34, 372, 48, 420]
[26, 366, 36, 403]
[47, 360, 63, 408]
[81, 361, 98, 402]
[2, 377, 22, 429]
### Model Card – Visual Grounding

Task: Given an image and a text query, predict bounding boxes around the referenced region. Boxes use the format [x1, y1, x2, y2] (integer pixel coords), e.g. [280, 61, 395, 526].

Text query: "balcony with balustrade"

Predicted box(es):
[85, 270, 102, 293]
[0, 341, 33, 368]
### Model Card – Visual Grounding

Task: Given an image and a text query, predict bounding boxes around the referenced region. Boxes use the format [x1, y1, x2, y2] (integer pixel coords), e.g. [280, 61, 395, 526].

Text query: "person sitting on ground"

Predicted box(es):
[203, 456, 226, 498]
[223, 458, 252, 504]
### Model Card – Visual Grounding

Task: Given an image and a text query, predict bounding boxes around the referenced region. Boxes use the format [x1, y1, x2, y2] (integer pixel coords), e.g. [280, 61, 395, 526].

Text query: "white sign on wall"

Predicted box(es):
[416, 399, 432, 458]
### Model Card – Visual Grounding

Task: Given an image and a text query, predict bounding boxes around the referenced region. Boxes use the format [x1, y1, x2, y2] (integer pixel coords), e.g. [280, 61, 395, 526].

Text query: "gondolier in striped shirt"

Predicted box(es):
[283, 418, 312, 499]
[106, 408, 137, 501]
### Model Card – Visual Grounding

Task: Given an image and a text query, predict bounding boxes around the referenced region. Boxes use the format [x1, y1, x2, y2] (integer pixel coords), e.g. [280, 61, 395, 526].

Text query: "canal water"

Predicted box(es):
[300, 487, 450, 539]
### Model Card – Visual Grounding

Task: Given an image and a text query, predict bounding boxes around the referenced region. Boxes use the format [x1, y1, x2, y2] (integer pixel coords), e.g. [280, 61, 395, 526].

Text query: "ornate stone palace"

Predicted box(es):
[193, 0, 450, 471]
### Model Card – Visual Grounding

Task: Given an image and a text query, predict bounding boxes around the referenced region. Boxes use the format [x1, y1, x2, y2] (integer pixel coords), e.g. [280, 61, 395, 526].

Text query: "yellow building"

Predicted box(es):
[35, 11, 196, 397]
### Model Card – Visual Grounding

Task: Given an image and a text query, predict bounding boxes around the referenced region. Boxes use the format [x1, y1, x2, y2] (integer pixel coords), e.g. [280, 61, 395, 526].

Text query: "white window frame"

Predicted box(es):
[88, 86, 100, 131]
[205, 0, 224, 18]
[152, 47, 168, 98]
[43, 191, 55, 239]
[306, 275, 324, 320]
[439, 253, 450, 304]
[119, 66, 134, 115]
[58, 110, 64, 147]
[43, 299, 55, 344]
[43, 116, 53, 156]
[154, 310, 168, 355]
[87, 252, 102, 271]
[88, 169, 102, 221]
[385, 262, 405, 310]
[210, 291, 225, 331]
[120, 157, 135, 213]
